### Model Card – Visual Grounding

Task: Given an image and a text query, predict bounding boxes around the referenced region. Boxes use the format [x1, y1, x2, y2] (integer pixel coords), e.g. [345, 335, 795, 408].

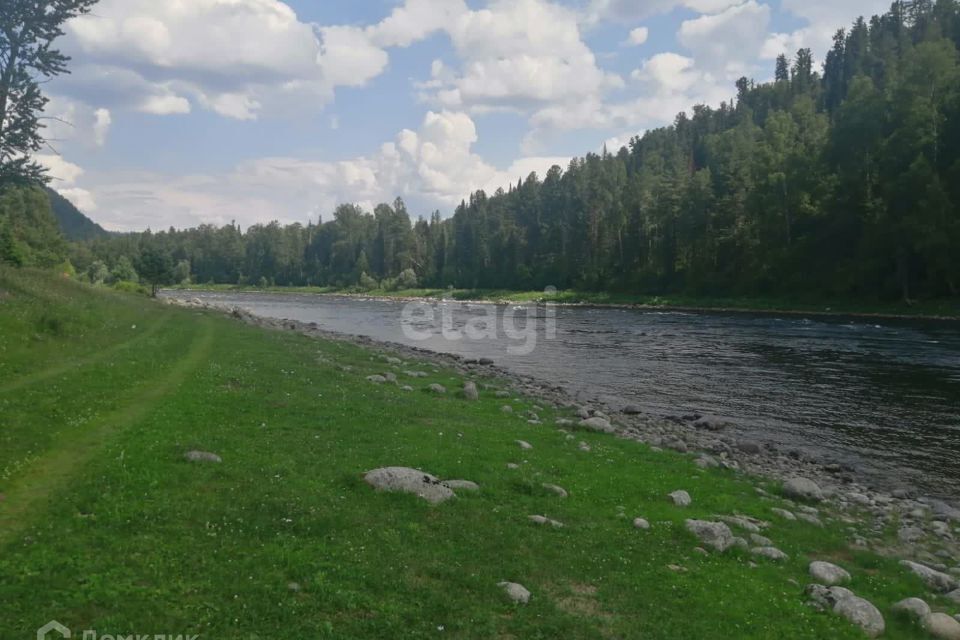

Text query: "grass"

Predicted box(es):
[1, 267, 954, 638]
[172, 282, 960, 320]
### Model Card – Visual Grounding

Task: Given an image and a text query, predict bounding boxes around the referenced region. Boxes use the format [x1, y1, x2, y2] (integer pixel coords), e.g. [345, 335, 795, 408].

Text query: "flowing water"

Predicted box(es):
[165, 291, 960, 500]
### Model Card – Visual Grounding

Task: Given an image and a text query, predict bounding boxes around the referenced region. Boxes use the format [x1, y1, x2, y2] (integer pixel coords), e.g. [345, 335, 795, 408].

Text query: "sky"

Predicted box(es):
[38, 0, 894, 232]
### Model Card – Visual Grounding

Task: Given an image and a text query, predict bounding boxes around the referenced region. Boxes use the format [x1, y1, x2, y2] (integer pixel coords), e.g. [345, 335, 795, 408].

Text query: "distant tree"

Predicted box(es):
[111, 255, 138, 283]
[136, 246, 174, 296]
[87, 259, 108, 285]
[397, 267, 418, 289]
[775, 55, 790, 82]
[0, 0, 99, 186]
[173, 259, 191, 284]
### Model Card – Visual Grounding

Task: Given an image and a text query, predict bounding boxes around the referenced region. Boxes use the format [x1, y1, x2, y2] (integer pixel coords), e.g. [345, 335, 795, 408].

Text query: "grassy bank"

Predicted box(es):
[0, 268, 952, 638]
[171, 282, 960, 320]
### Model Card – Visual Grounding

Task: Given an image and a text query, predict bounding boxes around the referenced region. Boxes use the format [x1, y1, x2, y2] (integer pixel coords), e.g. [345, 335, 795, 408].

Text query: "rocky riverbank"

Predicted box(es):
[169, 294, 960, 636]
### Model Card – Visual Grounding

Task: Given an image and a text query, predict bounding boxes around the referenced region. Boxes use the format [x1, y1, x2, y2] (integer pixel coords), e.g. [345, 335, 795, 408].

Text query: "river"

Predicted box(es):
[164, 291, 960, 500]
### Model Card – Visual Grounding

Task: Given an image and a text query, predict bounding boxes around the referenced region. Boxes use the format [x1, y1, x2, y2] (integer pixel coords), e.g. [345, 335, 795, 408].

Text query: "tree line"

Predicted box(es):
[6, 1, 960, 302]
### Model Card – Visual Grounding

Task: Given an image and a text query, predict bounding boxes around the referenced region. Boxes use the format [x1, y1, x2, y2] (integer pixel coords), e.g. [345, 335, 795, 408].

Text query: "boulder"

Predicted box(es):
[501, 405, 514, 413]
[463, 381, 479, 401]
[695, 455, 720, 469]
[516, 440, 533, 450]
[783, 477, 824, 502]
[901, 560, 959, 593]
[184, 450, 222, 463]
[443, 480, 480, 492]
[542, 483, 568, 498]
[693, 415, 729, 431]
[750, 533, 773, 547]
[685, 519, 735, 552]
[809, 561, 851, 586]
[579, 417, 615, 433]
[751, 547, 789, 561]
[366, 375, 388, 384]
[427, 384, 447, 394]
[771, 508, 797, 521]
[669, 490, 692, 507]
[947, 588, 960, 604]
[363, 467, 455, 504]
[737, 440, 762, 455]
[899, 526, 925, 544]
[528, 515, 564, 528]
[833, 595, 885, 638]
[498, 581, 531, 604]
[921, 613, 960, 640]
[622, 404, 643, 415]
[891, 597, 930, 619]
[495, 390, 511, 398]
[633, 518, 650, 530]
[717, 515, 762, 533]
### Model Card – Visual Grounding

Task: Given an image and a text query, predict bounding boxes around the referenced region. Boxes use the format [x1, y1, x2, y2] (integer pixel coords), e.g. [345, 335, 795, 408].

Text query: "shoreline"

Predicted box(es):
[167, 286, 960, 323]
[166, 293, 960, 570]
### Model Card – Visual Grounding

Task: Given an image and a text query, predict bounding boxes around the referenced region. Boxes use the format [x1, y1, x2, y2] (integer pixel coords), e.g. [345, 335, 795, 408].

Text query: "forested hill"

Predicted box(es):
[45, 188, 108, 241]
[78, 1, 960, 302]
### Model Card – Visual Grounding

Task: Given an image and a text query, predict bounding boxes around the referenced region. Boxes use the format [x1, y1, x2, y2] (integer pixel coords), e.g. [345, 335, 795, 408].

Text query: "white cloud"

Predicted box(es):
[140, 94, 191, 116]
[93, 109, 112, 147]
[35, 154, 85, 185]
[315, 25, 390, 89]
[42, 97, 112, 148]
[58, 188, 98, 213]
[67, 111, 569, 231]
[625, 27, 649, 46]
[367, 0, 468, 48]
[764, 0, 892, 60]
[678, 1, 772, 77]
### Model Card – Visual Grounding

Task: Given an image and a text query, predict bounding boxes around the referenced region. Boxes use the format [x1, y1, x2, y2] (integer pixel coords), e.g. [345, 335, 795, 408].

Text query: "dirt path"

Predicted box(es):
[0, 317, 214, 546]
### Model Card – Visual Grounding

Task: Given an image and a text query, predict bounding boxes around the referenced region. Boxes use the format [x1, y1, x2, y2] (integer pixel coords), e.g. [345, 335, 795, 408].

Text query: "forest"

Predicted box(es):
[12, 1, 960, 302]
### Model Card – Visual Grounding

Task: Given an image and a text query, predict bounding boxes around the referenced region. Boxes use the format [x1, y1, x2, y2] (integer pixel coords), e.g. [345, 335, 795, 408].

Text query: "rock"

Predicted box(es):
[718, 515, 762, 533]
[501, 405, 514, 413]
[427, 383, 447, 394]
[921, 613, 960, 640]
[498, 581, 531, 604]
[400, 385, 414, 392]
[693, 415, 729, 431]
[899, 526, 926, 543]
[463, 381, 479, 401]
[737, 440, 762, 455]
[797, 513, 824, 527]
[363, 467, 455, 504]
[669, 490, 692, 507]
[478, 357, 494, 366]
[385, 357, 402, 365]
[685, 519, 735, 552]
[366, 375, 388, 384]
[579, 417, 615, 433]
[622, 404, 643, 415]
[184, 450, 222, 463]
[771, 508, 797, 521]
[901, 560, 959, 593]
[556, 418, 574, 426]
[542, 483, 568, 498]
[443, 480, 480, 492]
[528, 515, 564, 528]
[834, 595, 885, 638]
[695, 455, 720, 469]
[783, 477, 825, 502]
[946, 588, 960, 604]
[809, 561, 851, 586]
[383, 372, 397, 383]
[633, 518, 650, 530]
[577, 407, 591, 420]
[404, 370, 428, 378]
[516, 440, 533, 450]
[495, 390, 511, 398]
[750, 533, 773, 547]
[506, 463, 520, 470]
[578, 442, 591, 452]
[892, 597, 930, 618]
[751, 547, 789, 561]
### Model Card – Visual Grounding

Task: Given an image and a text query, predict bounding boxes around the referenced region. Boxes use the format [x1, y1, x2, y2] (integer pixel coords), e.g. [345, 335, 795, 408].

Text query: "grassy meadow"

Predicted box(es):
[0, 268, 953, 638]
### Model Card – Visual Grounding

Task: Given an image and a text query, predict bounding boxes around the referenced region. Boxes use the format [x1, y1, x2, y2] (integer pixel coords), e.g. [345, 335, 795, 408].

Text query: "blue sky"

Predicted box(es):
[39, 0, 891, 231]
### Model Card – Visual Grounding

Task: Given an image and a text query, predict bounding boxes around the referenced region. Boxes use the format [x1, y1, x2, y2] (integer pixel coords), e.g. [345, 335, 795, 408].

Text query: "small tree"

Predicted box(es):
[1, 0, 99, 185]
[397, 268, 419, 289]
[173, 259, 191, 284]
[111, 255, 138, 283]
[87, 259, 108, 284]
[136, 246, 174, 296]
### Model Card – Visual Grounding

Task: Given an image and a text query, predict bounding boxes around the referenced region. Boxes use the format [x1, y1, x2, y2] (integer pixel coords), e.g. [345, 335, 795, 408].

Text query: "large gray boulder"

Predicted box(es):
[901, 560, 959, 593]
[364, 467, 455, 504]
[463, 381, 479, 400]
[892, 597, 930, 619]
[669, 490, 692, 507]
[833, 595, 885, 638]
[921, 613, 960, 640]
[579, 417, 615, 433]
[498, 581, 531, 604]
[809, 561, 851, 586]
[751, 546, 789, 561]
[685, 519, 735, 552]
[427, 383, 447, 394]
[443, 480, 480, 492]
[783, 477, 824, 502]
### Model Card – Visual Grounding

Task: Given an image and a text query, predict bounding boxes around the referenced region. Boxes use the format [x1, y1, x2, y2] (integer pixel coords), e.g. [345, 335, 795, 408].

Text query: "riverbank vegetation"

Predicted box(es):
[63, 1, 960, 308]
[0, 267, 955, 638]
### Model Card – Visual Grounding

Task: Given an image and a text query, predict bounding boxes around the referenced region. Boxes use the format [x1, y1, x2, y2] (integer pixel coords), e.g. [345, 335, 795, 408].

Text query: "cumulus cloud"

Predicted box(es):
[678, 1, 772, 77]
[625, 27, 649, 46]
[763, 0, 892, 60]
[65, 111, 568, 231]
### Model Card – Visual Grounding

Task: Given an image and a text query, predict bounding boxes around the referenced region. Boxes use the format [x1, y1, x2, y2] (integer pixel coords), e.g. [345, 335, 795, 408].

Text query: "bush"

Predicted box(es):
[113, 280, 151, 296]
[358, 271, 379, 291]
[397, 268, 418, 289]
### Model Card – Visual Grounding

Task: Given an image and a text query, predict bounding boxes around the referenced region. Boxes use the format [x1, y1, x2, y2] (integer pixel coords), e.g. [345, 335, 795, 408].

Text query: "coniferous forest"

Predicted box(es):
[53, 2, 960, 301]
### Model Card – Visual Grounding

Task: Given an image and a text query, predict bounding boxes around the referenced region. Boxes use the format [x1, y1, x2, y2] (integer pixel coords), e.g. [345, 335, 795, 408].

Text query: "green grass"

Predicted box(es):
[1, 268, 953, 638]
[172, 282, 960, 319]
